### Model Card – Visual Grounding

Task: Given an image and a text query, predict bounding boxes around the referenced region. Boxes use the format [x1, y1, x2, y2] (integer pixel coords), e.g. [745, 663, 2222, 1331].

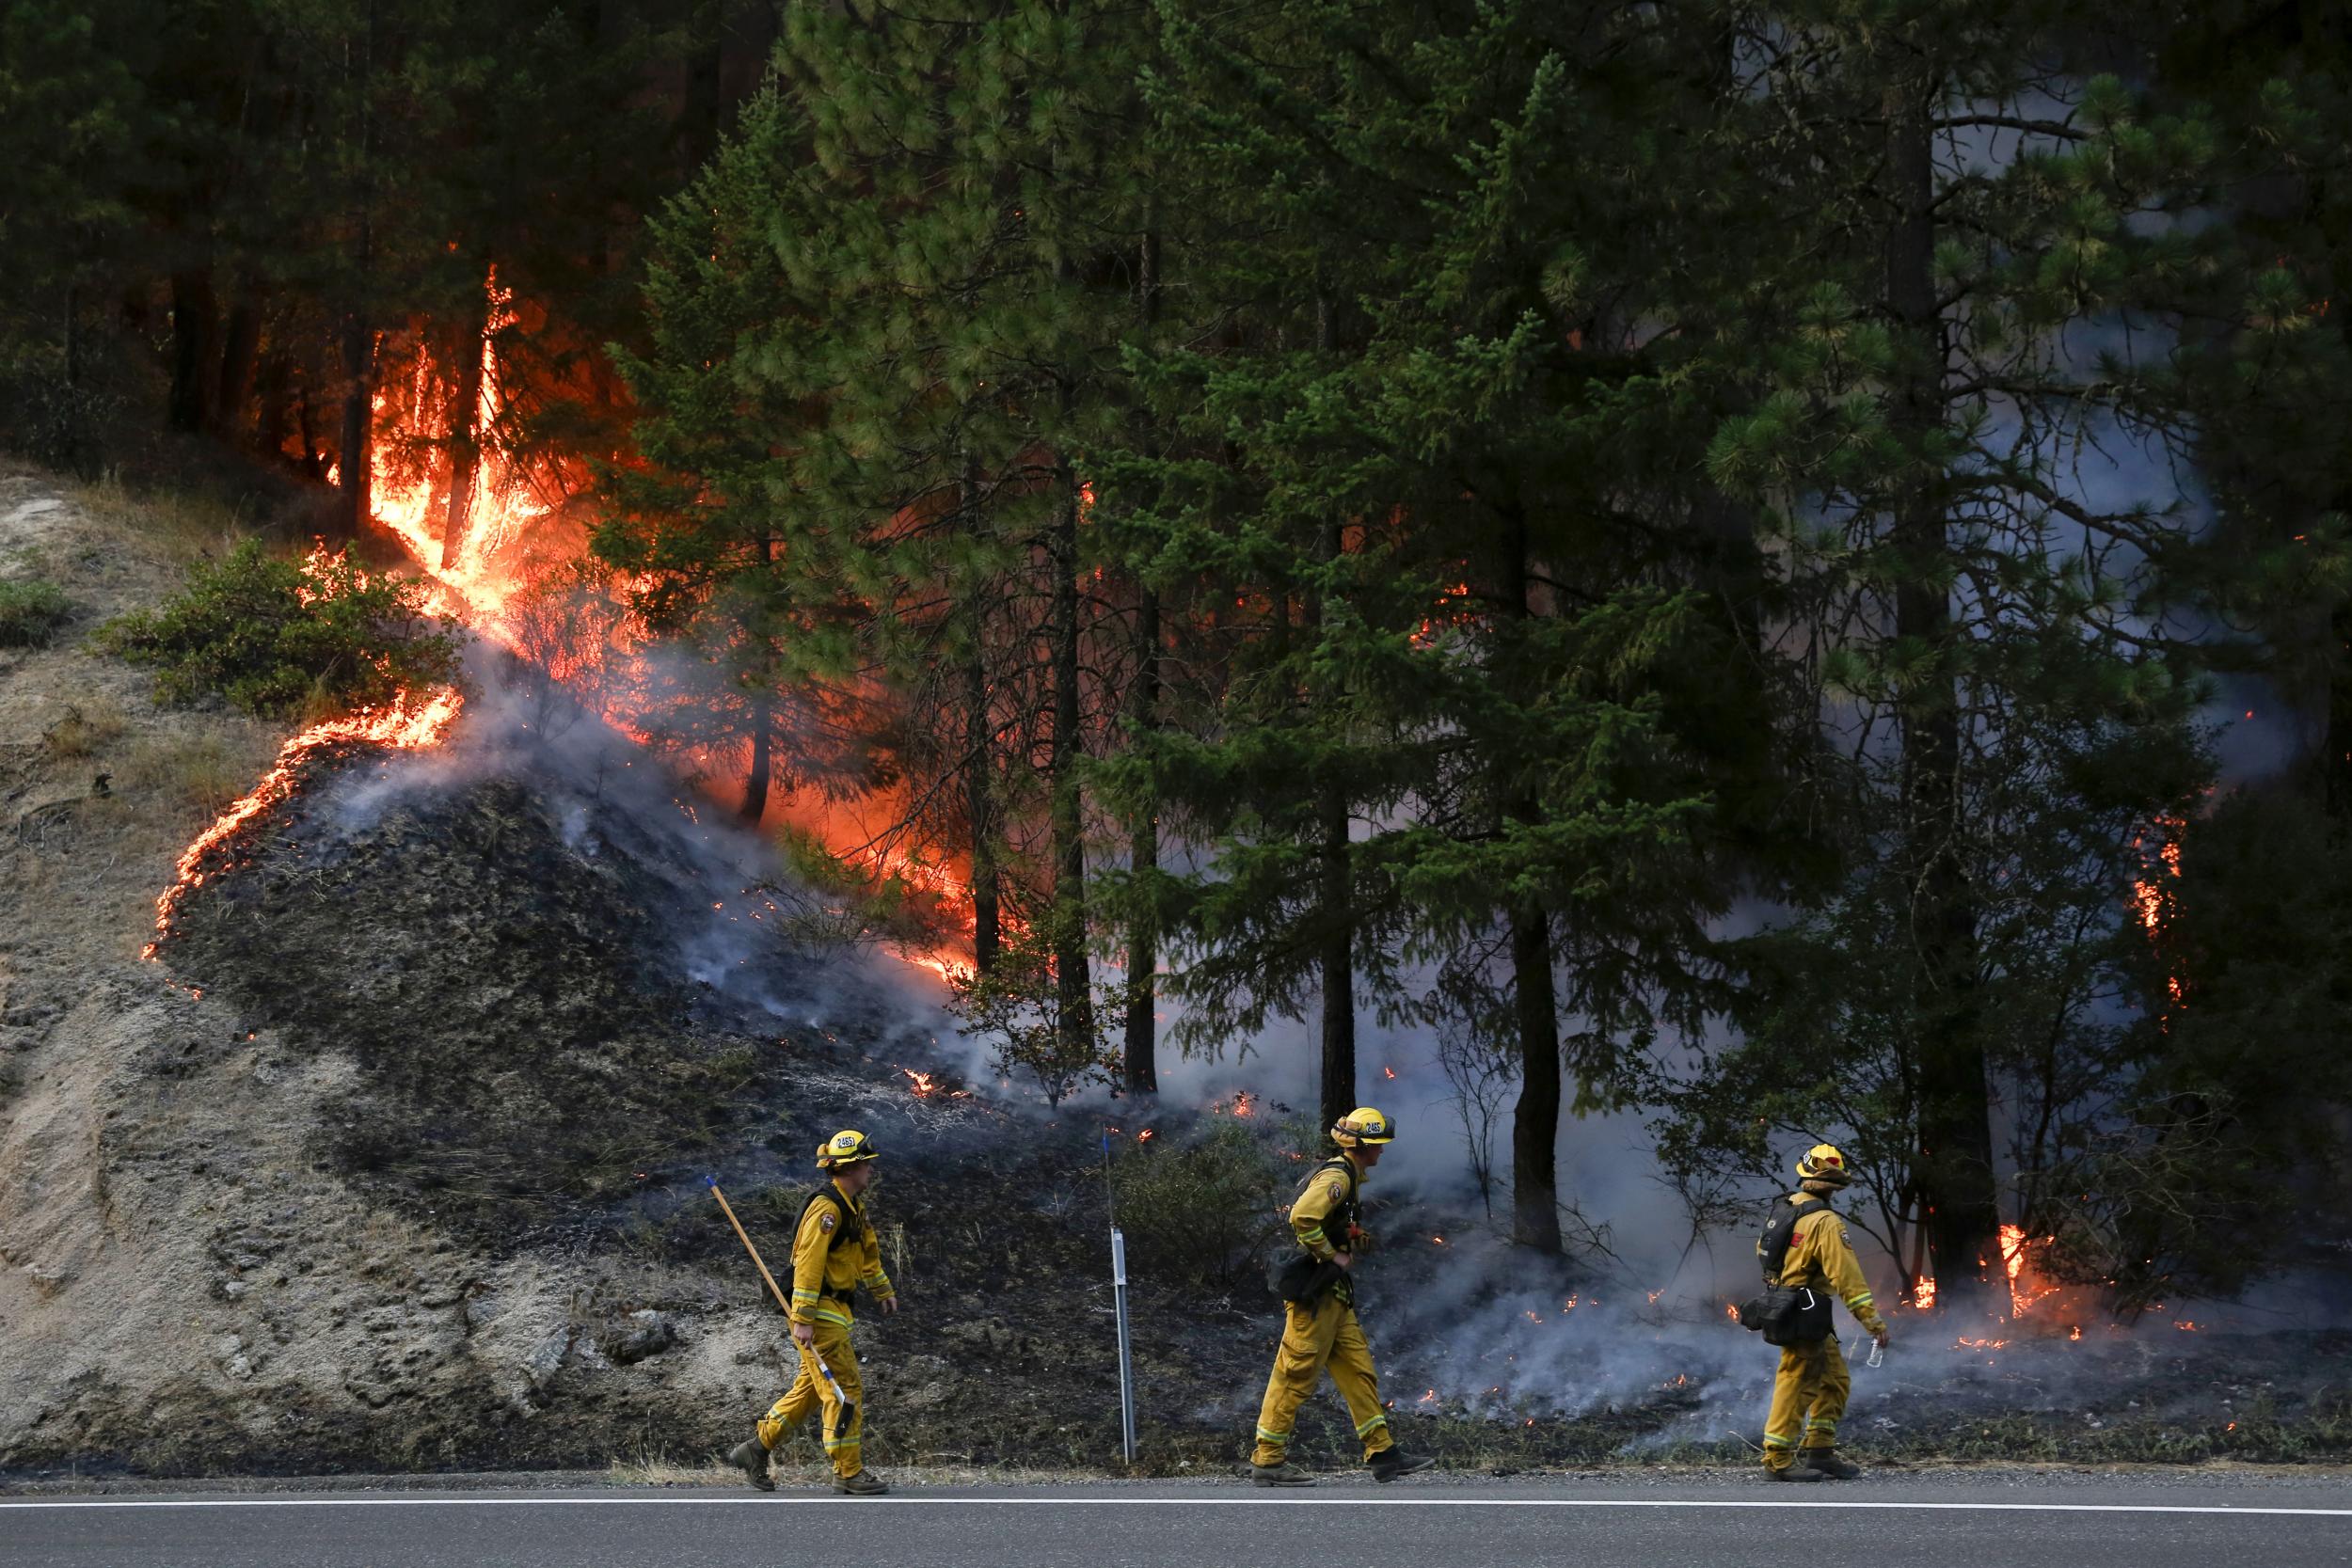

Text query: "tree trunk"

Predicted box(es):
[959, 450, 1001, 975]
[1048, 480, 1093, 1061]
[2326, 596, 2352, 818]
[1885, 78, 1999, 1305]
[1317, 784, 1355, 1133]
[1121, 218, 1163, 1094]
[965, 631, 1000, 974]
[215, 293, 262, 439]
[441, 271, 495, 570]
[62, 281, 80, 388]
[1123, 588, 1161, 1095]
[739, 532, 775, 822]
[1315, 526, 1355, 1133]
[169, 269, 219, 433]
[333, 0, 377, 542]
[337, 314, 373, 539]
[1501, 515, 1564, 1253]
[1508, 900, 1564, 1253]
[739, 689, 773, 823]
[678, 0, 727, 178]
[1308, 293, 1358, 1134]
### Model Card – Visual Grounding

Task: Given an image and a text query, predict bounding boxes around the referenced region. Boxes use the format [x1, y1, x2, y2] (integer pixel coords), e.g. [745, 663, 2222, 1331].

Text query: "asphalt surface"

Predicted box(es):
[3, 1473, 2348, 1568]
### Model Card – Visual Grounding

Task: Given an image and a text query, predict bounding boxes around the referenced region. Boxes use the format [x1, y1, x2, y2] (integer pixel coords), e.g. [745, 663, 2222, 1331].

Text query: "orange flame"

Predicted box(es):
[1911, 1277, 1938, 1311]
[1998, 1224, 2060, 1318]
[144, 688, 466, 959]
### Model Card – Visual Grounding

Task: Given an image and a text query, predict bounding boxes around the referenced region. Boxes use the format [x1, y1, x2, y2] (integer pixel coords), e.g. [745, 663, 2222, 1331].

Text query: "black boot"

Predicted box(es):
[1370, 1449, 1436, 1483]
[1767, 1461, 1825, 1482]
[726, 1437, 774, 1492]
[1799, 1448, 1860, 1480]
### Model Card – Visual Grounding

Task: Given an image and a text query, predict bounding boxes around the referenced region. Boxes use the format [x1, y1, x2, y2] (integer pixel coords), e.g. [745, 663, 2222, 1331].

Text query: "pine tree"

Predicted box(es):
[1674, 0, 2265, 1308]
[1118, 0, 1776, 1249]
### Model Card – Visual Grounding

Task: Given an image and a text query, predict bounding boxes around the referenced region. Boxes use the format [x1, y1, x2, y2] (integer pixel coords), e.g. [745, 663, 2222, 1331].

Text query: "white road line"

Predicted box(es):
[0, 1496, 2346, 1516]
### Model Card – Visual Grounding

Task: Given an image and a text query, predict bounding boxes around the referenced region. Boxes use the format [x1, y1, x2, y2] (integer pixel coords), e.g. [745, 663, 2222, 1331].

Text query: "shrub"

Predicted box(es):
[1109, 1118, 1298, 1289]
[0, 578, 72, 646]
[945, 924, 1121, 1106]
[100, 541, 460, 716]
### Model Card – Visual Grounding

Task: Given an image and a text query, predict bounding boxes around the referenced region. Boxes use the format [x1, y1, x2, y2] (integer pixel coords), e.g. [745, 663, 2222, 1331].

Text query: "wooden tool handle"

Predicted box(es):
[707, 1178, 792, 1316]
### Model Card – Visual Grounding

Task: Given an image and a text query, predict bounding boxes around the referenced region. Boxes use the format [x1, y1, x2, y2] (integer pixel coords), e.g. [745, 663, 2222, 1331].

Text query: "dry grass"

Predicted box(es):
[63, 472, 260, 569]
[605, 1449, 741, 1488]
[119, 731, 262, 816]
[600, 1444, 1111, 1490]
[40, 698, 128, 760]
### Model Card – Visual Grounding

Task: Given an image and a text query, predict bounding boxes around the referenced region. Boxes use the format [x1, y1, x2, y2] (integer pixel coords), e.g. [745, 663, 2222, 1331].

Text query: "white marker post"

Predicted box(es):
[1111, 1226, 1137, 1463]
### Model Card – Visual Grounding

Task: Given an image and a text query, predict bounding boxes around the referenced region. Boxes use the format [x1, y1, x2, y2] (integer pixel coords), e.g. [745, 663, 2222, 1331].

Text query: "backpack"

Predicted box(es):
[1268, 1158, 1359, 1305]
[1736, 1196, 1835, 1346]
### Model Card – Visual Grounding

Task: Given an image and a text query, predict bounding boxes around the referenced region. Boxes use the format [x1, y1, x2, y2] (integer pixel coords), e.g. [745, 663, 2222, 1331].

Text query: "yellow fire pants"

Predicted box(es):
[1250, 1293, 1394, 1466]
[1761, 1335, 1850, 1467]
[755, 1318, 866, 1479]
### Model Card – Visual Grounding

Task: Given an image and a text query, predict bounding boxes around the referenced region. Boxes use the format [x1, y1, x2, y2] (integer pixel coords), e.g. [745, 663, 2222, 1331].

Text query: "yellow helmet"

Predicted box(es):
[1331, 1106, 1398, 1148]
[817, 1128, 879, 1168]
[1796, 1143, 1851, 1187]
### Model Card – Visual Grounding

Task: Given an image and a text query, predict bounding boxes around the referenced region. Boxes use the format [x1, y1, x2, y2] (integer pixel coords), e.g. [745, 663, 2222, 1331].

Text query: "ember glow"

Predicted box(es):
[143, 688, 466, 959]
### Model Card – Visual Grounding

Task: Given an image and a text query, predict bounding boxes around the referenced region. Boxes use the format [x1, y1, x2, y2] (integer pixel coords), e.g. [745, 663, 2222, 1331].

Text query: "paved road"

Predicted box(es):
[4, 1475, 2348, 1568]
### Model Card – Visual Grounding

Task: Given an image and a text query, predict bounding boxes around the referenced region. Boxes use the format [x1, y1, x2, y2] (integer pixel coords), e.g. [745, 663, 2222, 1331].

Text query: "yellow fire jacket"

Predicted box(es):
[787, 1179, 895, 1329]
[1771, 1193, 1887, 1336]
[1289, 1152, 1366, 1262]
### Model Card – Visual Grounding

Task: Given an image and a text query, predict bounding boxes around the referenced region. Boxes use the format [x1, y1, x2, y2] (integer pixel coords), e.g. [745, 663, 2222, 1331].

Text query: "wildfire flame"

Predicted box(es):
[1910, 1277, 1938, 1311]
[369, 270, 548, 626]
[1998, 1224, 2060, 1319]
[2133, 814, 2187, 1007]
[143, 689, 466, 959]
[901, 1068, 938, 1097]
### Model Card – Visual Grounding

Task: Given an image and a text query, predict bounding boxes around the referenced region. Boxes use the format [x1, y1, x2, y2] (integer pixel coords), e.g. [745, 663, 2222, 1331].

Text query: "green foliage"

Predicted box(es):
[945, 926, 1121, 1107]
[1108, 1118, 1296, 1289]
[0, 578, 72, 646]
[101, 541, 458, 716]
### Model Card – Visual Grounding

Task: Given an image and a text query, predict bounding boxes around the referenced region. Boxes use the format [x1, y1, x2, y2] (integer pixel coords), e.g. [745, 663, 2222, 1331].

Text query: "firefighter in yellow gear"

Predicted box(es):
[1760, 1143, 1889, 1482]
[1248, 1107, 1435, 1487]
[727, 1129, 898, 1496]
